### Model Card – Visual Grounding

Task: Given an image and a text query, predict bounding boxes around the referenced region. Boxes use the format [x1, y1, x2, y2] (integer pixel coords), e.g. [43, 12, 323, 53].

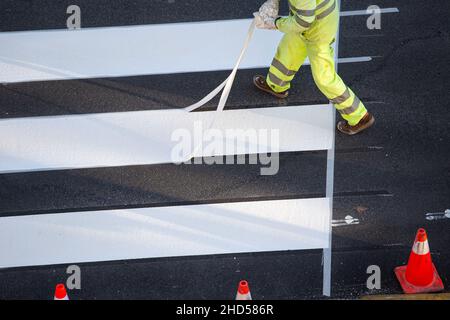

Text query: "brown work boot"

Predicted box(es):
[253, 75, 289, 99]
[337, 112, 375, 135]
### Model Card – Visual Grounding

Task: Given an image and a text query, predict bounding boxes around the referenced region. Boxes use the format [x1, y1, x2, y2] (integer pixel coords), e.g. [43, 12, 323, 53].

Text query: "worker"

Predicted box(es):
[253, 0, 375, 135]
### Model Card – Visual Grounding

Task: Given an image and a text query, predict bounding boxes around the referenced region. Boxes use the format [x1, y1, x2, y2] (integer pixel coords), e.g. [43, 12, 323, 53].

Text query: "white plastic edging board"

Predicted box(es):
[0, 105, 333, 173]
[0, 198, 331, 268]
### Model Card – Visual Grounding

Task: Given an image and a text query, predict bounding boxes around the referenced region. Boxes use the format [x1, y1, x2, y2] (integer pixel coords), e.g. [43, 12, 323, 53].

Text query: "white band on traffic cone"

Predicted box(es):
[412, 240, 430, 255]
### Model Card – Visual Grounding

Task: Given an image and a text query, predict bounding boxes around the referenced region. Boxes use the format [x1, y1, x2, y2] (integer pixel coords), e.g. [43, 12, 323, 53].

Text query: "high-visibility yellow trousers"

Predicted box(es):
[266, 7, 368, 126]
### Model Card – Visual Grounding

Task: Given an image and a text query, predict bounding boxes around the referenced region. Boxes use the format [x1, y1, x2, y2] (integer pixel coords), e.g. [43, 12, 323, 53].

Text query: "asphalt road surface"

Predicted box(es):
[0, 0, 449, 299]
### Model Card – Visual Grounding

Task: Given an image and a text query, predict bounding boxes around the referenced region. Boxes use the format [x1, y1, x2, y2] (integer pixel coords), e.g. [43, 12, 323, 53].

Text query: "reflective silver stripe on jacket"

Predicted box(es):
[316, 0, 331, 11]
[271, 58, 296, 77]
[316, 0, 336, 20]
[288, 0, 336, 27]
[294, 14, 313, 28]
[289, 3, 316, 17]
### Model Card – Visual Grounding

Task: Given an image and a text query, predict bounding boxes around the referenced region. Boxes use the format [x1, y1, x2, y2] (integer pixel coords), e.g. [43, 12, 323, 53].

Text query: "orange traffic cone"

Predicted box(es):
[395, 228, 444, 294]
[54, 283, 69, 300]
[236, 280, 252, 300]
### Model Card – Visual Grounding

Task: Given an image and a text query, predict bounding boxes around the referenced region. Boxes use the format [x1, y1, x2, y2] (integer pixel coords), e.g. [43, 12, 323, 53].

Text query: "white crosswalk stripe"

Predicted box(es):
[0, 105, 333, 174]
[0, 14, 381, 83]
[0, 198, 331, 268]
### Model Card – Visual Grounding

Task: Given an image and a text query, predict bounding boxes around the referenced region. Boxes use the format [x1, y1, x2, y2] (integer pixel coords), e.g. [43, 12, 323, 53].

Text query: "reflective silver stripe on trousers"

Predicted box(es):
[294, 14, 313, 28]
[268, 72, 289, 87]
[339, 97, 361, 115]
[330, 87, 351, 104]
[271, 58, 296, 77]
[316, 0, 336, 20]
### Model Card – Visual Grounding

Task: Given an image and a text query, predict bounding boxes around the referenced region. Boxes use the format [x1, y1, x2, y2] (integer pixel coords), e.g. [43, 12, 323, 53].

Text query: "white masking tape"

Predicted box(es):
[183, 19, 257, 162]
[184, 19, 257, 113]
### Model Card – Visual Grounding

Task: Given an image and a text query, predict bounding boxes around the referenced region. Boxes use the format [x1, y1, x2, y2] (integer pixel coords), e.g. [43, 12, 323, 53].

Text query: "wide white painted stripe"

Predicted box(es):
[0, 17, 375, 84]
[0, 198, 331, 268]
[0, 105, 333, 173]
[0, 19, 282, 83]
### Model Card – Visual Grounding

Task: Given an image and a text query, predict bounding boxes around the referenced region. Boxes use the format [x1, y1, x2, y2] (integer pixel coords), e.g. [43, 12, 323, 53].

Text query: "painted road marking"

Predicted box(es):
[340, 8, 400, 17]
[0, 105, 333, 174]
[332, 215, 360, 227]
[0, 10, 386, 83]
[0, 198, 331, 268]
[338, 57, 372, 63]
[0, 19, 282, 83]
[426, 209, 450, 221]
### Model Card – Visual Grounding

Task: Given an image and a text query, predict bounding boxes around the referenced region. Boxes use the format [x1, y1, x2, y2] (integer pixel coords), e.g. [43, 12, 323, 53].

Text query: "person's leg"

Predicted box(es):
[308, 42, 369, 126]
[265, 33, 308, 93]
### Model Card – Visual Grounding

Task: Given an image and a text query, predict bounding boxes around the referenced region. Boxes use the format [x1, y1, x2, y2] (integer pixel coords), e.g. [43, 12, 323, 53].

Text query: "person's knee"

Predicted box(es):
[312, 70, 336, 92]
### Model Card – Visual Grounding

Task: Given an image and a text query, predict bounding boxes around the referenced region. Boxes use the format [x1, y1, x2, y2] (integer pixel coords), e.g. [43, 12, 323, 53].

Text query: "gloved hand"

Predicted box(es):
[254, 12, 277, 30]
[258, 0, 280, 20]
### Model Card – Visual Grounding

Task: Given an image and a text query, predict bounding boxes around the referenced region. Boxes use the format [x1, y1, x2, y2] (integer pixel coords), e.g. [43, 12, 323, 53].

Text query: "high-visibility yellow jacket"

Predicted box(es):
[276, 0, 338, 42]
